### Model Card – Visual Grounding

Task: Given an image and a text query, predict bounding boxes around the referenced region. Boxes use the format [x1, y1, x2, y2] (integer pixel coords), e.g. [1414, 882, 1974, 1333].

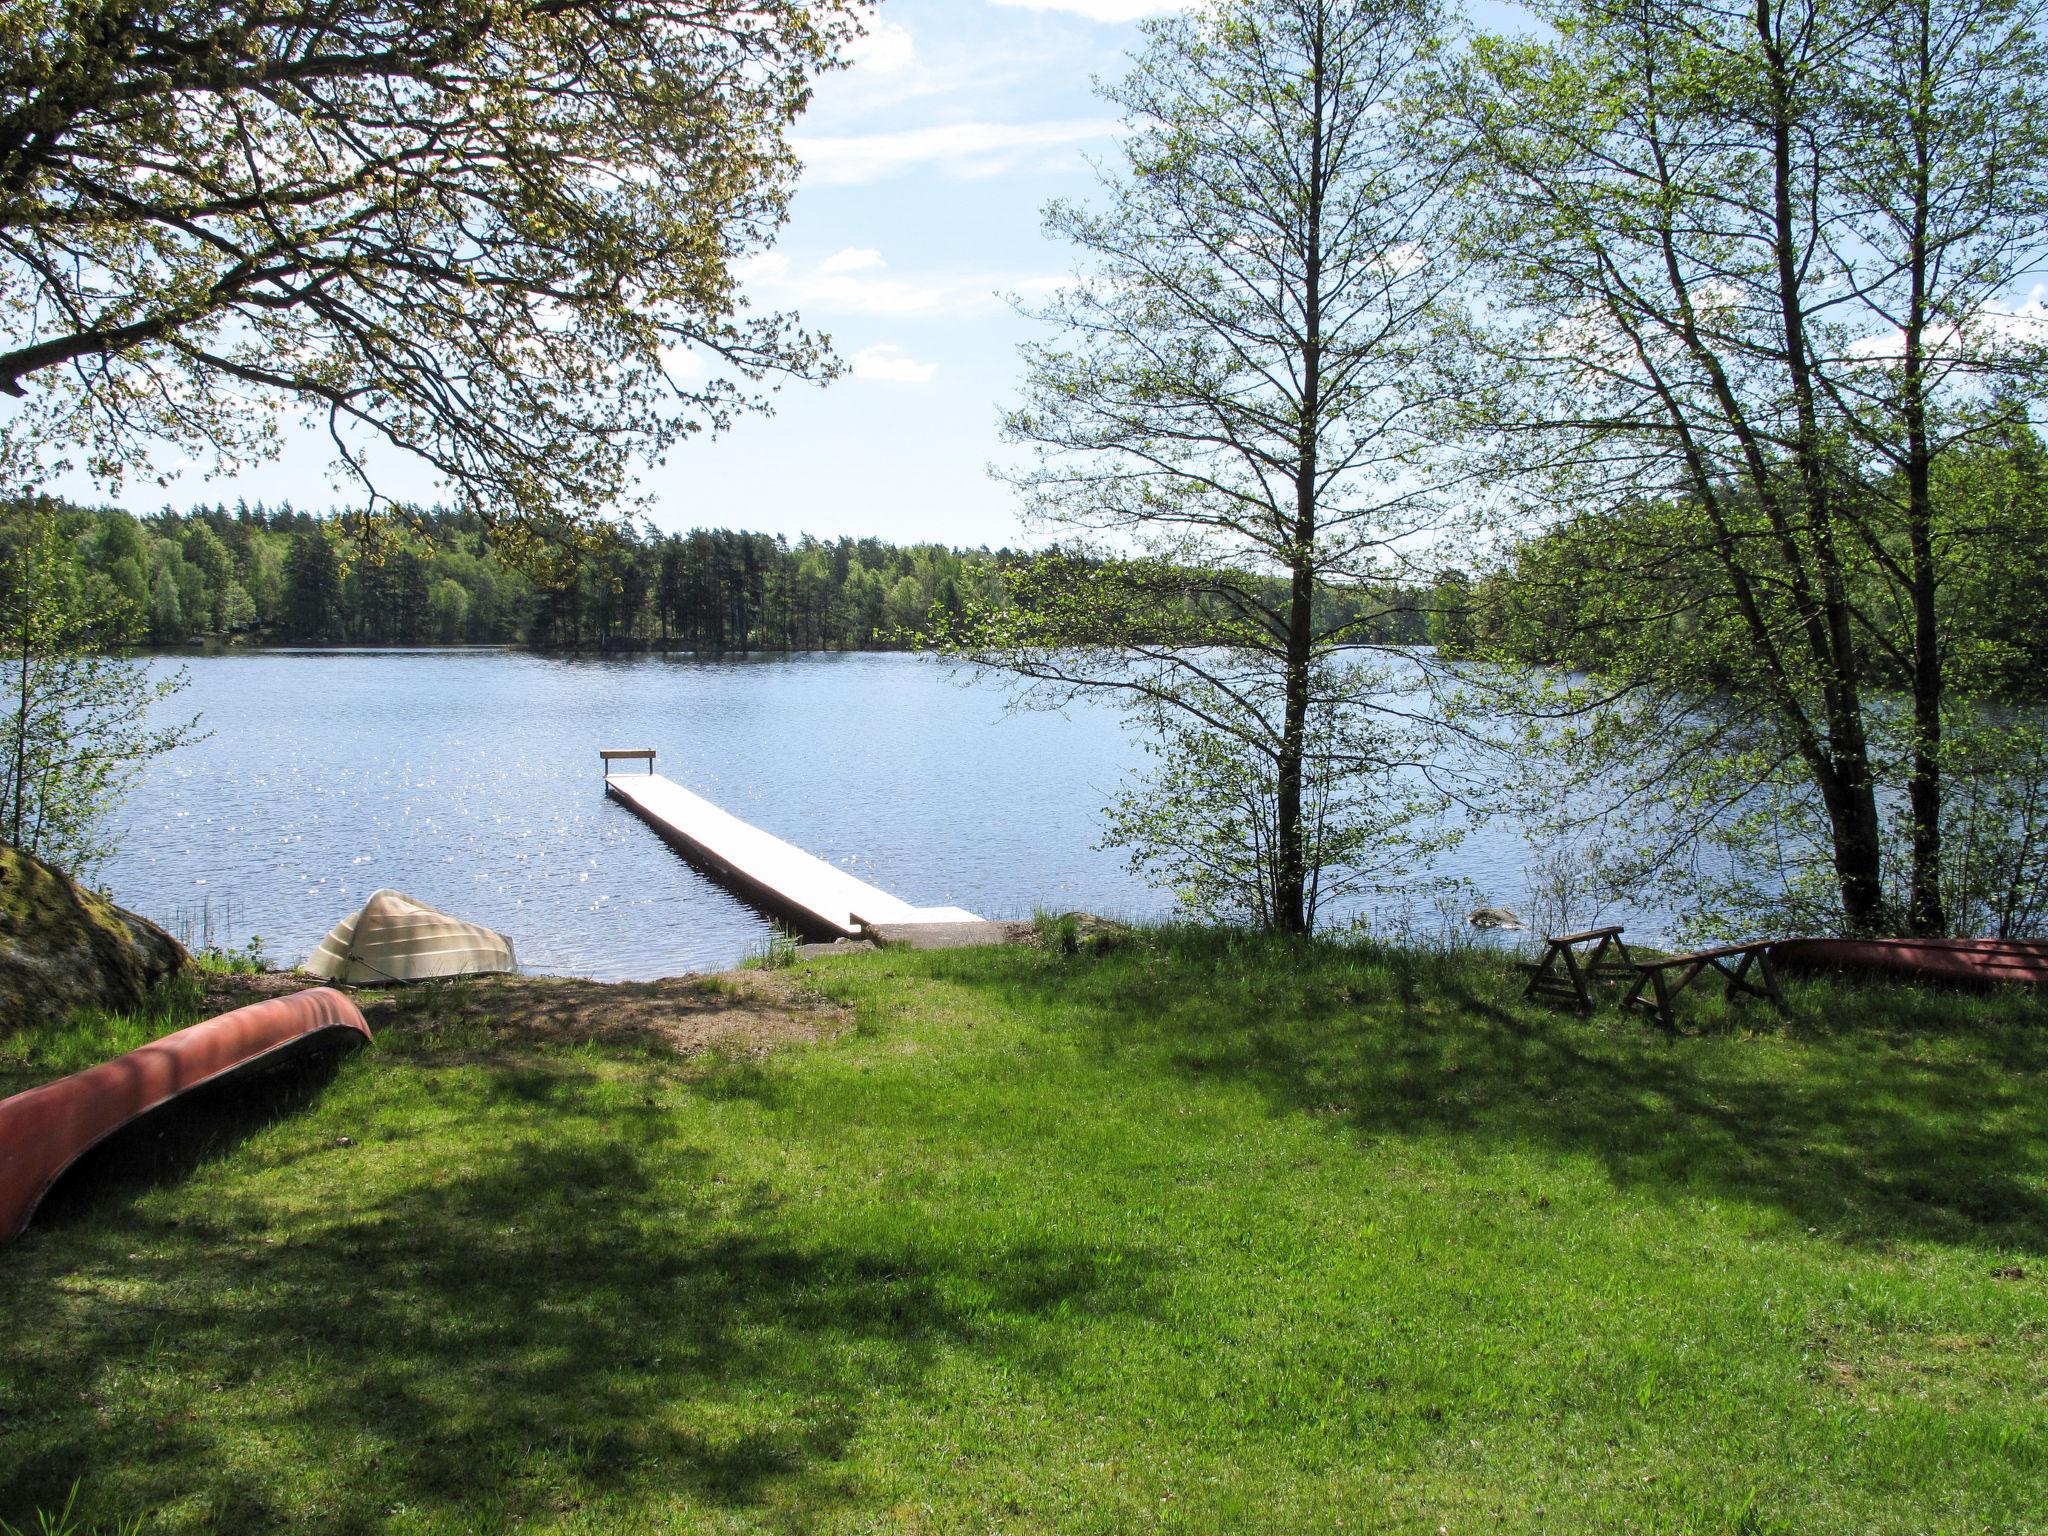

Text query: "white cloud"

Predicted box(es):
[794, 118, 1123, 186]
[738, 250, 1064, 320]
[1378, 242, 1429, 278]
[1846, 286, 2048, 364]
[659, 344, 709, 382]
[847, 16, 916, 73]
[820, 247, 887, 275]
[988, 0, 1195, 19]
[800, 268, 1001, 319]
[851, 344, 941, 384]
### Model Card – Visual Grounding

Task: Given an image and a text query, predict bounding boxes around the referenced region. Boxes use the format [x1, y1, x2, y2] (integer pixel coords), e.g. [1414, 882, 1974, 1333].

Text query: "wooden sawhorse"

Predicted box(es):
[1520, 924, 1639, 1012]
[1623, 942, 1788, 1031]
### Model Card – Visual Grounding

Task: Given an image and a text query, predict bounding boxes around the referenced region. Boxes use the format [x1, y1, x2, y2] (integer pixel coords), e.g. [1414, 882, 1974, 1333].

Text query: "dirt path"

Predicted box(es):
[201, 967, 854, 1058]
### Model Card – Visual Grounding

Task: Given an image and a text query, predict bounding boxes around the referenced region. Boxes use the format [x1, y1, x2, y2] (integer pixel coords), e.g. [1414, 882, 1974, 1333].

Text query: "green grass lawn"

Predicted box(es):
[3, 931, 2045, 1534]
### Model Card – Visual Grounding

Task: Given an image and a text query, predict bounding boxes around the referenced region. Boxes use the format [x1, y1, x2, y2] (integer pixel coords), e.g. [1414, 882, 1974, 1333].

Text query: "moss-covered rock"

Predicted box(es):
[1, 847, 190, 1028]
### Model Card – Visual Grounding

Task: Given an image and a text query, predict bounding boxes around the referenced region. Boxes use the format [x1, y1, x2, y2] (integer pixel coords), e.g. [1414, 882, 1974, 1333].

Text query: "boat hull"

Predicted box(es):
[305, 888, 517, 984]
[1769, 937, 2048, 990]
[0, 988, 370, 1241]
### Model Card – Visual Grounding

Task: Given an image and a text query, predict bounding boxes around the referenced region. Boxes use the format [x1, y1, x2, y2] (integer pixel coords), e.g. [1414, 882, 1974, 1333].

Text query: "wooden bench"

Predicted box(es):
[600, 748, 657, 776]
[1622, 942, 1788, 1031]
[1520, 924, 1638, 1012]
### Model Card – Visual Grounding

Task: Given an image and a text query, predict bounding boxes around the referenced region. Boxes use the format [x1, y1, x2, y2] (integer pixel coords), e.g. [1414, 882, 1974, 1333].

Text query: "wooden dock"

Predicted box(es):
[604, 767, 981, 940]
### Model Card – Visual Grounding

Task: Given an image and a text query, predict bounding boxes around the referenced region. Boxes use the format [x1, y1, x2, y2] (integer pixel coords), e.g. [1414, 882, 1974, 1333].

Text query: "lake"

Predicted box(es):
[104, 648, 1565, 979]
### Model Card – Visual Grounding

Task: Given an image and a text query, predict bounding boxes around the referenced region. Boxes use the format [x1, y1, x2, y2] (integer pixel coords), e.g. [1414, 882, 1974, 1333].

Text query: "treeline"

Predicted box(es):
[1435, 429, 2048, 701]
[37, 501, 1026, 651]
[21, 499, 1438, 653]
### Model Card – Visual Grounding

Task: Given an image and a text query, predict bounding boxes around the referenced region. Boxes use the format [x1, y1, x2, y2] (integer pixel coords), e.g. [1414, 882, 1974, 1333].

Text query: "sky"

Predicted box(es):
[63, 0, 1531, 549]
[70, 0, 1216, 549]
[643, 0, 1194, 549]
[53, 0, 2034, 551]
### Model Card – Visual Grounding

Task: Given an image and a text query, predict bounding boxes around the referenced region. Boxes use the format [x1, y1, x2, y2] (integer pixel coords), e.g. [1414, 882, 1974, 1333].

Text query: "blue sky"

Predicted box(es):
[655, 0, 1189, 549]
[73, 0, 1209, 548]
[718, 0, 1525, 550]
[79, 0, 1537, 548]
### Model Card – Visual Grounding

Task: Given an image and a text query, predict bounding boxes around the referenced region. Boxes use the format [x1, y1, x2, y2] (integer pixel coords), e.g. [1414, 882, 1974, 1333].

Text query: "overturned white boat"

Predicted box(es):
[305, 889, 517, 984]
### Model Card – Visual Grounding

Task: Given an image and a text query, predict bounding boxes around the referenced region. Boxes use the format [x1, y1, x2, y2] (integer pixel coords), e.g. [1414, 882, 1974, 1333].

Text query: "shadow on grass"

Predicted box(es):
[28, 1035, 363, 1233]
[979, 929, 2048, 1252]
[1, 1056, 1153, 1532]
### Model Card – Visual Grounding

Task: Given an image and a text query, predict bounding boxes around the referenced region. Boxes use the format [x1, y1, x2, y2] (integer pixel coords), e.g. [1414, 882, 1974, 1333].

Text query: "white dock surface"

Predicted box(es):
[606, 773, 980, 938]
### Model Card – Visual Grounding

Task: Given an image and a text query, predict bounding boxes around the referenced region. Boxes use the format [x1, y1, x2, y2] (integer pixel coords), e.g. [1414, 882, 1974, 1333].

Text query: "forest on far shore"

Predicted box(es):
[39, 499, 1019, 652]
[27, 499, 1440, 653]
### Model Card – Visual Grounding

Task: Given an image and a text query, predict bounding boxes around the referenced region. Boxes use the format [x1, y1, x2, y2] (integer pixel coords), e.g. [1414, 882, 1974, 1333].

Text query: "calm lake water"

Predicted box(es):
[104, 649, 1566, 979]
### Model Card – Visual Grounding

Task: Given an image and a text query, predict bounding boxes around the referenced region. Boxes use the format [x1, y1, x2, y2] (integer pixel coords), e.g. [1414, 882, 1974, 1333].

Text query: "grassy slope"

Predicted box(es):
[1, 933, 2044, 1534]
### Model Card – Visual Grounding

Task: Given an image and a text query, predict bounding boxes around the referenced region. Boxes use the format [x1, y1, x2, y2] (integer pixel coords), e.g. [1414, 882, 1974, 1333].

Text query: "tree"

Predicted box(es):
[1450, 0, 2048, 937]
[283, 531, 345, 643]
[147, 562, 184, 644]
[942, 0, 1465, 932]
[218, 578, 256, 633]
[1829, 0, 2048, 933]
[428, 579, 470, 645]
[0, 0, 855, 540]
[181, 522, 234, 631]
[883, 574, 926, 644]
[1, 500, 197, 876]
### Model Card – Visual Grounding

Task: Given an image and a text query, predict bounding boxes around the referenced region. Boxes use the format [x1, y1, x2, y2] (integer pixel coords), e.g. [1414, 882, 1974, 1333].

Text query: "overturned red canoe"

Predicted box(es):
[1769, 936, 2048, 990]
[0, 988, 370, 1242]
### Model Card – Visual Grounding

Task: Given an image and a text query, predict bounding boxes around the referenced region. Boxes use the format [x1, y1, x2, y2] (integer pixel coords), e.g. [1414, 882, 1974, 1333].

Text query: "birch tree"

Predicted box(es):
[944, 0, 1466, 933]
[1450, 0, 2048, 937]
[1, 500, 197, 877]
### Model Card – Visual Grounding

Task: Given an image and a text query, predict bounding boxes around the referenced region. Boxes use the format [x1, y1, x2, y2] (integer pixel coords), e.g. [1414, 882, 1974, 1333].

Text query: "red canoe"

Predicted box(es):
[1769, 936, 2048, 990]
[0, 988, 370, 1241]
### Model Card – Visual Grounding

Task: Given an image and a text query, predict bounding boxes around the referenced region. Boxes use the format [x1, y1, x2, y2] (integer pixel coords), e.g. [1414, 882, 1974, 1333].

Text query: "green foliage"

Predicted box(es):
[955, 0, 1467, 933]
[192, 936, 271, 977]
[1457, 431, 2048, 703]
[1445, 0, 2048, 937]
[1099, 676, 1460, 928]
[0, 500, 201, 876]
[1449, 438, 2048, 940]
[49, 498, 1031, 653]
[1932, 418, 2048, 695]
[1032, 908, 1082, 954]
[0, 0, 857, 534]
[747, 926, 803, 970]
[281, 529, 346, 644]
[1926, 716, 2048, 938]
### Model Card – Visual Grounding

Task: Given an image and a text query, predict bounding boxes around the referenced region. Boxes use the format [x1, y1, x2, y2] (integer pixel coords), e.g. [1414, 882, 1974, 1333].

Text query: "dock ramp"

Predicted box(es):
[604, 766, 980, 940]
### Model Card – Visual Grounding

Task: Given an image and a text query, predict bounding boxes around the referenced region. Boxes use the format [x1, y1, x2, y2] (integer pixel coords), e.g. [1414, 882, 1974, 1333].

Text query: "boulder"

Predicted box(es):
[0, 847, 191, 1029]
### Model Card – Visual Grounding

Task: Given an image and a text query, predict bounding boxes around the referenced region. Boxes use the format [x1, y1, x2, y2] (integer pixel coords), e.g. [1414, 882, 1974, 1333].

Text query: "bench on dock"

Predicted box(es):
[600, 748, 657, 776]
[1519, 924, 1638, 1011]
[1622, 942, 1788, 1031]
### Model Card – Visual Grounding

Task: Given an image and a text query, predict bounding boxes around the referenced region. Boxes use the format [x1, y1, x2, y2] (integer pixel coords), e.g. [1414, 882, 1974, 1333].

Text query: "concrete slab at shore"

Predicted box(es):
[862, 920, 1036, 950]
[605, 770, 982, 940]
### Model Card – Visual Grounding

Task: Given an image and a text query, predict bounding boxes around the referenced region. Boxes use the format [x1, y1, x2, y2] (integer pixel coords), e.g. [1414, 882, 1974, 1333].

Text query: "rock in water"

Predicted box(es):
[0, 848, 191, 1028]
[1468, 905, 1525, 931]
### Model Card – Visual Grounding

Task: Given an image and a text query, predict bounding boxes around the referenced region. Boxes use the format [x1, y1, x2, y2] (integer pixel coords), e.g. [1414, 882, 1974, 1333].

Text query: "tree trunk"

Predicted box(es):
[10, 539, 32, 850]
[1904, 507, 1945, 936]
[1760, 0, 1889, 933]
[1276, 540, 1314, 935]
[1274, 5, 1329, 937]
[1901, 0, 1946, 937]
